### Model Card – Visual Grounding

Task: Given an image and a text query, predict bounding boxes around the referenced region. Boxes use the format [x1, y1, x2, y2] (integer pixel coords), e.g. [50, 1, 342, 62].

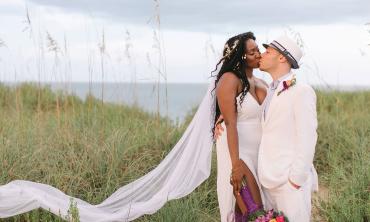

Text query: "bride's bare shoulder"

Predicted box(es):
[216, 72, 242, 92]
[218, 72, 240, 83]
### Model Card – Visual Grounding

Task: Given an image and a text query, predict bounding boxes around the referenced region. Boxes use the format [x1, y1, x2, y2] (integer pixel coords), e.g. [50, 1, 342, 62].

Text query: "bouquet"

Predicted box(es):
[251, 209, 289, 222]
[234, 177, 289, 222]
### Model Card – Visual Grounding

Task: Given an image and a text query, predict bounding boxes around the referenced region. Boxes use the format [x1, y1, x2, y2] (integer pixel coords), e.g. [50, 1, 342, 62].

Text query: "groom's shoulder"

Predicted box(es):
[295, 82, 315, 92]
[293, 82, 316, 98]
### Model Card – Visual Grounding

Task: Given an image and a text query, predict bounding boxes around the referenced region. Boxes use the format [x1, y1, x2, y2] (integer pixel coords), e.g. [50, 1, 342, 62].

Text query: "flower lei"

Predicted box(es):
[277, 75, 296, 96]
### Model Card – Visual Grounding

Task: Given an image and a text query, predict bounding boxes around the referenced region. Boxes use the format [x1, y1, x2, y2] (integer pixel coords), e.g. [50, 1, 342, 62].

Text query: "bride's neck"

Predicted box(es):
[245, 68, 253, 79]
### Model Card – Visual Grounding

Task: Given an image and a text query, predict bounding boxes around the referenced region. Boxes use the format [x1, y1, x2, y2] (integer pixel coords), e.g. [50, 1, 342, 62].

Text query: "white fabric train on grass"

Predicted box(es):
[0, 80, 216, 221]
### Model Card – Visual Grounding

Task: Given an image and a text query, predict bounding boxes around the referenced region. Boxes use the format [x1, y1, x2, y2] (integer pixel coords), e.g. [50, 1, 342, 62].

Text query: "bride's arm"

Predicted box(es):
[216, 72, 244, 193]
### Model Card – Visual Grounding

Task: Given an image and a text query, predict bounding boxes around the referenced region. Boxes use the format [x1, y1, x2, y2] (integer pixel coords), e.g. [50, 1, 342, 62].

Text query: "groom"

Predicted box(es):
[216, 35, 318, 221]
[257, 35, 318, 221]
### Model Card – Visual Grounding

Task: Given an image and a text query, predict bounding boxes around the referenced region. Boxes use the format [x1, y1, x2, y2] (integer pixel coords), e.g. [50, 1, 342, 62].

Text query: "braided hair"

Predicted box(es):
[211, 32, 256, 139]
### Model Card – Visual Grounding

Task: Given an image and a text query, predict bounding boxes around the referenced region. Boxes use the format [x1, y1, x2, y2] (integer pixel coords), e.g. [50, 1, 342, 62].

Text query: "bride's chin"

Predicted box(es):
[253, 64, 260, 69]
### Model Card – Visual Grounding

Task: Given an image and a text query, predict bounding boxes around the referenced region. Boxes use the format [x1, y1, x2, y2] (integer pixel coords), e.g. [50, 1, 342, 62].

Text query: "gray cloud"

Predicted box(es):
[25, 0, 370, 32]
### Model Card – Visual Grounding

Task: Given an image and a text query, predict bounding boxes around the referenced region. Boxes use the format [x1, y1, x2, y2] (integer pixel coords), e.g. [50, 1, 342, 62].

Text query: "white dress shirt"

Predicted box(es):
[263, 72, 292, 119]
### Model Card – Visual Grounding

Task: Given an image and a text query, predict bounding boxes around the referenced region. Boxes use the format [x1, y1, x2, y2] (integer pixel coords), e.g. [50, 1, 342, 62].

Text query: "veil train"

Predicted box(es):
[0, 80, 216, 221]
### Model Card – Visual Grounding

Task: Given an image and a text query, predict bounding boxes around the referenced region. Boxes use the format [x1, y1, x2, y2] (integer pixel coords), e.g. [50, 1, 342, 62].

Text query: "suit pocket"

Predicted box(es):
[284, 181, 300, 192]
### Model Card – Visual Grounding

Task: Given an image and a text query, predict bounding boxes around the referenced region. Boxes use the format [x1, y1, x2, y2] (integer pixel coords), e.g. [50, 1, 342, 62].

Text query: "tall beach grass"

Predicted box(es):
[0, 5, 369, 222]
[0, 84, 369, 222]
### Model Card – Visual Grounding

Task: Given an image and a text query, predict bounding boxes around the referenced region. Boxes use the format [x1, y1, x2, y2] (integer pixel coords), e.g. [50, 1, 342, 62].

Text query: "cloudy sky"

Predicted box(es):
[0, 0, 369, 86]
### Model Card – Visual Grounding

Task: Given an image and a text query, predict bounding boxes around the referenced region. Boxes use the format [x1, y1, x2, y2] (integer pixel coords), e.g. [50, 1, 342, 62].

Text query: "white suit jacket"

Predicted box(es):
[258, 73, 318, 190]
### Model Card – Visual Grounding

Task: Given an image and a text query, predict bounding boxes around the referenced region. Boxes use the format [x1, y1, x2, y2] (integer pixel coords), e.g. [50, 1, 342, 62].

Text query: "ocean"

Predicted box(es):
[5, 81, 369, 123]
[46, 82, 210, 123]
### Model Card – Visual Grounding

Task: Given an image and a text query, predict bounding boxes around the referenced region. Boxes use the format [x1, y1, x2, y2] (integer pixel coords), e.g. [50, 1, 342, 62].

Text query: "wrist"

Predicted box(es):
[231, 159, 242, 169]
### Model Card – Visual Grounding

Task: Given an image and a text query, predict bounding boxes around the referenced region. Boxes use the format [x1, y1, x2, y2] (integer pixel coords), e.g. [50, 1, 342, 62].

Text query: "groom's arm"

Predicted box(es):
[289, 85, 318, 187]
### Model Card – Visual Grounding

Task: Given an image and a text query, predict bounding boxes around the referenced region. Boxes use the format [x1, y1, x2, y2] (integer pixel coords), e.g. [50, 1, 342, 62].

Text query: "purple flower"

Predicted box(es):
[283, 81, 288, 89]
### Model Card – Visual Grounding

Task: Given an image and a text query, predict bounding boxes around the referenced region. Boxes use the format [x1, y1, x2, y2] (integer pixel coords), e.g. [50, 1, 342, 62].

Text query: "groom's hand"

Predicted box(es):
[289, 179, 301, 190]
[214, 115, 225, 140]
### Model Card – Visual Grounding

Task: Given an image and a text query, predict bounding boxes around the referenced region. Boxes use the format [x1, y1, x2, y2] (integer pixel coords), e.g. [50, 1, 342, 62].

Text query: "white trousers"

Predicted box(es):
[262, 175, 313, 222]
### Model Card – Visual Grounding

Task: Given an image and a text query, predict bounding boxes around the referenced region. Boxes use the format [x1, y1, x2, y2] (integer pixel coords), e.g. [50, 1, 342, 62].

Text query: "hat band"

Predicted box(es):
[271, 41, 298, 65]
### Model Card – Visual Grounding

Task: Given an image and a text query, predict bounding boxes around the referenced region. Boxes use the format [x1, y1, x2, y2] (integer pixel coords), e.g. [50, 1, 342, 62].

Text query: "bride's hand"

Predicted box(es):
[233, 162, 249, 215]
[230, 160, 244, 195]
[214, 115, 225, 140]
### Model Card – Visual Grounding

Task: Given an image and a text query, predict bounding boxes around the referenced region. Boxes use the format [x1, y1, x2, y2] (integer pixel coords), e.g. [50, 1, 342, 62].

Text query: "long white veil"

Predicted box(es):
[0, 80, 216, 221]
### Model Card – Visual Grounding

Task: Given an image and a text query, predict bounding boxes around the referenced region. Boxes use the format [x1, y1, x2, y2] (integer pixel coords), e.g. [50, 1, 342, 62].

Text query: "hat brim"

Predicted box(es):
[262, 43, 299, 69]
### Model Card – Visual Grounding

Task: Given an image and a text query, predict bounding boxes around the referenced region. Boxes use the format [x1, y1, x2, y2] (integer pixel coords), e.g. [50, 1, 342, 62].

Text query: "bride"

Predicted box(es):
[0, 32, 267, 222]
[213, 32, 268, 221]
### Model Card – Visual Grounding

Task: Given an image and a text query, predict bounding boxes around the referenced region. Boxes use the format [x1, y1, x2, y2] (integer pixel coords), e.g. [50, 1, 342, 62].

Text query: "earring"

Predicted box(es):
[242, 54, 247, 60]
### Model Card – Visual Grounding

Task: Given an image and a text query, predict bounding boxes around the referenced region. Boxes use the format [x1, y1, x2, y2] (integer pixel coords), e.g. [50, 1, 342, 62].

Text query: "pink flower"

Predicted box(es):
[276, 215, 285, 222]
[265, 209, 274, 220]
[255, 215, 265, 222]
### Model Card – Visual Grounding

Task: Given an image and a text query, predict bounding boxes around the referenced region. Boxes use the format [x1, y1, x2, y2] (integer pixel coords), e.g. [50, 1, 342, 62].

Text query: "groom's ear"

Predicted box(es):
[278, 53, 288, 63]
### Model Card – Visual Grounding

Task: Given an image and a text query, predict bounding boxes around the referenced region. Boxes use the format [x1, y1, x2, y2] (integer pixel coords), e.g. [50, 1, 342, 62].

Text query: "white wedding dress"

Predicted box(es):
[0, 81, 264, 222]
[216, 93, 263, 222]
